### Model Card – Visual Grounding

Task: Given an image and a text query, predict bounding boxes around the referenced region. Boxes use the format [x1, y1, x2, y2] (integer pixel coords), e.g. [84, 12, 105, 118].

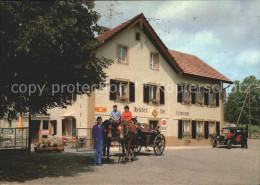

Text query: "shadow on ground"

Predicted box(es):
[0, 152, 96, 182]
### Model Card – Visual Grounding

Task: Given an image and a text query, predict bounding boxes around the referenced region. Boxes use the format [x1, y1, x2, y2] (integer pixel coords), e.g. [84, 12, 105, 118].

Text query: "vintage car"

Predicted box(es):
[212, 127, 246, 149]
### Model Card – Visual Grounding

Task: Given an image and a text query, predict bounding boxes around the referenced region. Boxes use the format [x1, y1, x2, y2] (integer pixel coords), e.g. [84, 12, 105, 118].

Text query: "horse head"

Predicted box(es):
[117, 120, 125, 140]
[102, 120, 113, 138]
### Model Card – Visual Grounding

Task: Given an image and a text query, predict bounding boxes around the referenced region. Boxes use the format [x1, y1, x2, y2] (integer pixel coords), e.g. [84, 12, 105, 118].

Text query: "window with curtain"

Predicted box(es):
[116, 81, 127, 97]
[209, 122, 215, 134]
[117, 45, 127, 63]
[183, 120, 190, 138]
[150, 53, 159, 70]
[149, 85, 157, 100]
[196, 121, 203, 135]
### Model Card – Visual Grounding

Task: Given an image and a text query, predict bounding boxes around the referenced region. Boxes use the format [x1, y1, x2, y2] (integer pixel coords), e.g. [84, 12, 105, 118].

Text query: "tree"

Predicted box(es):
[224, 76, 260, 126]
[0, 1, 113, 119]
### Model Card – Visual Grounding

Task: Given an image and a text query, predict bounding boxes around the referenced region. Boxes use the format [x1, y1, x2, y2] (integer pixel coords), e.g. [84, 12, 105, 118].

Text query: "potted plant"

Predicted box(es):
[117, 95, 128, 102]
[183, 132, 190, 138]
[183, 98, 190, 105]
[209, 102, 216, 107]
[196, 100, 203, 106]
[196, 132, 204, 139]
[149, 98, 160, 104]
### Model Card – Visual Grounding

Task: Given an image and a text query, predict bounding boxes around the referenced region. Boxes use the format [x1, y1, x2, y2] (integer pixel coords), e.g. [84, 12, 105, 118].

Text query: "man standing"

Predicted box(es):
[110, 105, 121, 138]
[92, 117, 104, 166]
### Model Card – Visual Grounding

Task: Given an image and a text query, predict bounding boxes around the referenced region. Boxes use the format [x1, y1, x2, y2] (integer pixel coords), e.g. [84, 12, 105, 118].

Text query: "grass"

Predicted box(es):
[239, 124, 260, 133]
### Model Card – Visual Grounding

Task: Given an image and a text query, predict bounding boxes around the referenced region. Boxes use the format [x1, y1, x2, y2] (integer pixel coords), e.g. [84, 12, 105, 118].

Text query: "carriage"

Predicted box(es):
[135, 127, 165, 156]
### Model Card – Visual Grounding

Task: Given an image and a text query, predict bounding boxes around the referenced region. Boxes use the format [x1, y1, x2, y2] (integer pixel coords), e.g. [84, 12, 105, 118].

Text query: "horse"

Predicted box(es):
[102, 120, 113, 161]
[117, 119, 137, 160]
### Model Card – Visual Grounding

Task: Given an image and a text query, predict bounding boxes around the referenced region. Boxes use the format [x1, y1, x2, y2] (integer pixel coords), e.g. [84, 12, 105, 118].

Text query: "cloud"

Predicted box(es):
[94, 0, 260, 82]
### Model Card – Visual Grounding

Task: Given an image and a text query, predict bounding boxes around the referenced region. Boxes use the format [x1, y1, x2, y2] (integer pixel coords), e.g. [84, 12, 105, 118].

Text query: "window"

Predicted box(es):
[116, 81, 127, 98]
[149, 85, 157, 100]
[62, 118, 76, 136]
[150, 53, 159, 70]
[209, 122, 215, 134]
[196, 88, 203, 105]
[135, 32, 140, 41]
[183, 120, 190, 138]
[42, 120, 49, 130]
[182, 85, 190, 104]
[196, 121, 203, 138]
[117, 45, 127, 63]
[50, 120, 57, 135]
[209, 91, 215, 106]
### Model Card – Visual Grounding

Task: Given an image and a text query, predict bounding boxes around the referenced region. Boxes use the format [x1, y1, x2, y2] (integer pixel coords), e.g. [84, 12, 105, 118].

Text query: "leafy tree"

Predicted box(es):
[224, 76, 260, 127]
[0, 1, 112, 120]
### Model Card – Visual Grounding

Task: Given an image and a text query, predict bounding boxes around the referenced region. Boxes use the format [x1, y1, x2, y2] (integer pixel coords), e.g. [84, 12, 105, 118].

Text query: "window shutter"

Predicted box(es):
[191, 86, 196, 104]
[177, 84, 182, 103]
[204, 121, 209, 139]
[216, 91, 219, 107]
[143, 84, 149, 103]
[109, 79, 117, 100]
[216, 121, 220, 136]
[72, 118, 76, 136]
[160, 86, 165, 105]
[192, 121, 196, 138]
[204, 88, 209, 106]
[129, 82, 135, 102]
[178, 120, 183, 138]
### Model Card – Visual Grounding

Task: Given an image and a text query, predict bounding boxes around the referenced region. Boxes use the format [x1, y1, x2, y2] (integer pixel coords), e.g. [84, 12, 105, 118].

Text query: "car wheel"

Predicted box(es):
[213, 139, 217, 148]
[227, 140, 232, 149]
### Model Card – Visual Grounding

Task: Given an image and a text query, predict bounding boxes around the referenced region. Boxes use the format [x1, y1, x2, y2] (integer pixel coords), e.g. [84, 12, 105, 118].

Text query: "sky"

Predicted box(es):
[94, 1, 260, 84]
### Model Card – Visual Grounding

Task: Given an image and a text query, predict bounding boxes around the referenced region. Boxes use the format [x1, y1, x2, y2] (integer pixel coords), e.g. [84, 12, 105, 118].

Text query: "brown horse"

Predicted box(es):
[117, 120, 137, 160]
[102, 120, 113, 161]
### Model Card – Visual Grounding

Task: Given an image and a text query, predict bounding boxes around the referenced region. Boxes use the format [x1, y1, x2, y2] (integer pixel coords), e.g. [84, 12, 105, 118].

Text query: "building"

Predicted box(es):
[0, 14, 232, 146]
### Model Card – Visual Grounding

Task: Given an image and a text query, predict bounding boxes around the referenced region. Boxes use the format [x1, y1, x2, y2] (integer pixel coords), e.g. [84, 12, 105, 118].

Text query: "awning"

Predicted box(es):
[60, 112, 75, 117]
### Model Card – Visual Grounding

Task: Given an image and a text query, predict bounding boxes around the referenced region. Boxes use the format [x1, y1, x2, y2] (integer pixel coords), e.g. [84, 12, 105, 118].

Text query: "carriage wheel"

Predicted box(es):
[153, 134, 165, 156]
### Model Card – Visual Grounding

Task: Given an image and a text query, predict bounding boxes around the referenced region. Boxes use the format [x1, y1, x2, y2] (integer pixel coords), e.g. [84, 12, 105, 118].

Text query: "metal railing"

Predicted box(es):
[76, 128, 93, 152]
[0, 127, 29, 149]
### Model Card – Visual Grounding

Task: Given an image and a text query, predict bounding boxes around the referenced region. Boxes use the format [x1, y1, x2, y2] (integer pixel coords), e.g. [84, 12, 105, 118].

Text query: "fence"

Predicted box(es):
[0, 127, 29, 149]
[76, 128, 93, 152]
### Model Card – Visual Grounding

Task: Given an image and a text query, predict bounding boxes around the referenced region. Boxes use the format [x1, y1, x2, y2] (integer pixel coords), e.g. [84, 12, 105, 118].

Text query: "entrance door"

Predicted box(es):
[31, 120, 41, 143]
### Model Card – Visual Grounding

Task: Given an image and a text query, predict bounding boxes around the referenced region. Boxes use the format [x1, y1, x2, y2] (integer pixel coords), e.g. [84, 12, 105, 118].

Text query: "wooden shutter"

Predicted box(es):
[72, 118, 76, 136]
[143, 84, 149, 103]
[191, 86, 196, 104]
[192, 120, 196, 138]
[129, 82, 135, 102]
[204, 121, 209, 139]
[178, 120, 183, 138]
[216, 121, 220, 136]
[216, 91, 219, 107]
[109, 79, 117, 100]
[204, 88, 209, 106]
[177, 84, 182, 103]
[160, 86, 165, 105]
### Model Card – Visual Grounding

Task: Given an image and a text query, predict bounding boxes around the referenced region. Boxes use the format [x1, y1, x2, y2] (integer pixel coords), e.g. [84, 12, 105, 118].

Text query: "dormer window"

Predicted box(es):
[135, 32, 140, 41]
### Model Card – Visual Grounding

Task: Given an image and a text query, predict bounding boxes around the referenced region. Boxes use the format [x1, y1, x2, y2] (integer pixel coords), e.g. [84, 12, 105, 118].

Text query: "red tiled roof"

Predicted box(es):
[168, 49, 232, 83]
[97, 14, 232, 84]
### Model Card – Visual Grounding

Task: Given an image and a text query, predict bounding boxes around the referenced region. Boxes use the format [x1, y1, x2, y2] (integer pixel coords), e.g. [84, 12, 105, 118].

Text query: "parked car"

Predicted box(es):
[212, 127, 245, 149]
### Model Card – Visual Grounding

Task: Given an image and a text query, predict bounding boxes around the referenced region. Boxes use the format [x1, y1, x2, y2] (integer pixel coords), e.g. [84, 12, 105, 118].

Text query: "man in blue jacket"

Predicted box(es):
[92, 116, 104, 166]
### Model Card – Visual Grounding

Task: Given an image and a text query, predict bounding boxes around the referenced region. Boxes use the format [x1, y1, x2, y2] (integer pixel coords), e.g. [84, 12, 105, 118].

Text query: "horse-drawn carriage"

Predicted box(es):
[102, 117, 165, 161]
[135, 127, 165, 156]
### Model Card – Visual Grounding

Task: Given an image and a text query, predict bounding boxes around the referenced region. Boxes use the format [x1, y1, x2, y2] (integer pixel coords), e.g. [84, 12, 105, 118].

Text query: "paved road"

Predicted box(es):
[3, 139, 259, 185]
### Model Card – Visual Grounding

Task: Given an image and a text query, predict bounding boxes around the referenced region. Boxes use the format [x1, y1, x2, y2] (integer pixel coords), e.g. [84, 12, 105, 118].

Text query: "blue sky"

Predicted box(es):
[94, 1, 260, 83]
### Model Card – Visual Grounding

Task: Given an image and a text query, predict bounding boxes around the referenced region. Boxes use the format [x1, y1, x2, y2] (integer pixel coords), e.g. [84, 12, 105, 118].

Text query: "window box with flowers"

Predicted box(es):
[209, 102, 216, 107]
[183, 132, 190, 138]
[196, 132, 204, 139]
[117, 95, 128, 102]
[149, 98, 160, 104]
[183, 98, 191, 105]
[196, 100, 203, 106]
[209, 133, 216, 138]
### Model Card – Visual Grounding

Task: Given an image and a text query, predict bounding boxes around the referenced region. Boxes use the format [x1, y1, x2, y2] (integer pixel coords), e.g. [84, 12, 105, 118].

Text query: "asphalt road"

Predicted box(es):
[2, 139, 259, 185]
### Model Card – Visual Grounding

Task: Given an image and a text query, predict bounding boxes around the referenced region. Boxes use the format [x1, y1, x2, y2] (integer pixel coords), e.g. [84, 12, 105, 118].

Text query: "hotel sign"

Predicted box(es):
[95, 107, 107, 112]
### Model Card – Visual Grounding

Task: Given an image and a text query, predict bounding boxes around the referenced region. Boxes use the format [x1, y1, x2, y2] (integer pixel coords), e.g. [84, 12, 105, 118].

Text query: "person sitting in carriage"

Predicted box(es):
[109, 105, 121, 138]
[121, 105, 133, 134]
[141, 123, 157, 145]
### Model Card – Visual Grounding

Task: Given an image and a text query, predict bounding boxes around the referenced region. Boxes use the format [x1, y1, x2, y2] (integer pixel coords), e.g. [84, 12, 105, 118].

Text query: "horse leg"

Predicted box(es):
[128, 135, 132, 161]
[107, 139, 111, 162]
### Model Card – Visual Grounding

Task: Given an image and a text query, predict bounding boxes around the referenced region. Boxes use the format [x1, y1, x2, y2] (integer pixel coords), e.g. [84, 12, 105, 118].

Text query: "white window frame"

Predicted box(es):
[117, 45, 127, 63]
[183, 120, 190, 134]
[196, 121, 203, 134]
[150, 53, 159, 70]
[116, 81, 127, 97]
[209, 122, 215, 134]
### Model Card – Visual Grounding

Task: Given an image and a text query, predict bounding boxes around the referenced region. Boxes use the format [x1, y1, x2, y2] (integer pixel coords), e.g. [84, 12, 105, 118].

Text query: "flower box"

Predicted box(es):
[117, 95, 128, 102]
[196, 133, 204, 139]
[149, 98, 160, 104]
[196, 100, 203, 106]
[183, 132, 190, 138]
[183, 98, 191, 105]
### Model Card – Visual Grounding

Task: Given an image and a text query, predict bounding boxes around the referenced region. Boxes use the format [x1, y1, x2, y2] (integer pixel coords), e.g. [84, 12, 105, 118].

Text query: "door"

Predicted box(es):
[149, 120, 159, 129]
[31, 120, 41, 143]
